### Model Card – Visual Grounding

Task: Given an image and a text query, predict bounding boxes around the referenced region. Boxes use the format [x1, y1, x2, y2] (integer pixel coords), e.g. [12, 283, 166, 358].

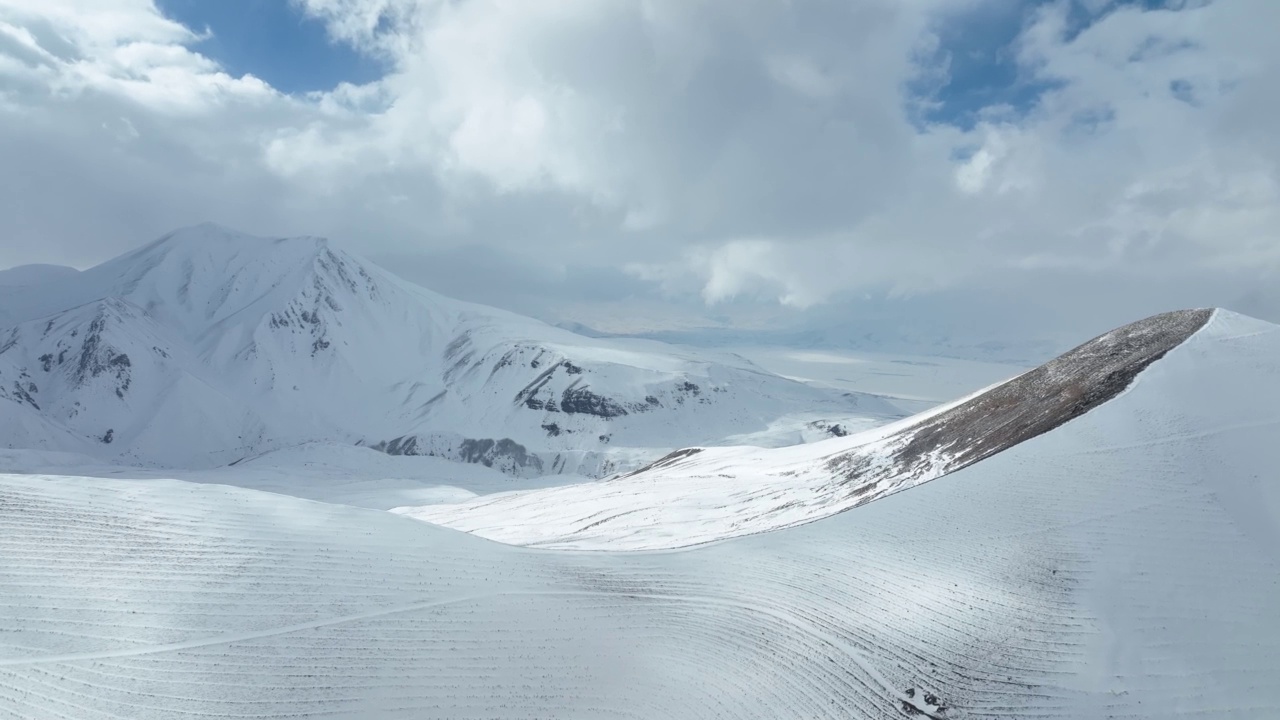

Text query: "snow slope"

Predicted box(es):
[2, 309, 1277, 718]
[0, 441, 554, 510]
[400, 309, 1265, 549]
[0, 224, 897, 473]
[0, 264, 80, 289]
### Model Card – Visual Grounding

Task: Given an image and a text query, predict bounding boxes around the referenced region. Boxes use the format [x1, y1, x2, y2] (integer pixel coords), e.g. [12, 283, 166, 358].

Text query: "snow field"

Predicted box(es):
[2, 256, 1277, 720]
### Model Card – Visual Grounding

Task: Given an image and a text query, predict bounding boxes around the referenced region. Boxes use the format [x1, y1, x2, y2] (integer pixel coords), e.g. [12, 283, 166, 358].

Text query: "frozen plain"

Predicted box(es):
[1, 309, 1278, 718]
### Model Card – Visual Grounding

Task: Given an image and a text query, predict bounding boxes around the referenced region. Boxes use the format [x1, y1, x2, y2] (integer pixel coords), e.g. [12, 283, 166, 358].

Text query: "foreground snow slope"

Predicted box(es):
[0, 441, 551, 510]
[401, 308, 1223, 549]
[0, 224, 896, 473]
[2, 309, 1278, 718]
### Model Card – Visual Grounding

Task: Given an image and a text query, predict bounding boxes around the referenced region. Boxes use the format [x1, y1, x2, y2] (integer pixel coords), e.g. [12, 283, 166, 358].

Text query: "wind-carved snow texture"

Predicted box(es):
[0, 224, 900, 474]
[406, 310, 1217, 550]
[3, 311, 1279, 718]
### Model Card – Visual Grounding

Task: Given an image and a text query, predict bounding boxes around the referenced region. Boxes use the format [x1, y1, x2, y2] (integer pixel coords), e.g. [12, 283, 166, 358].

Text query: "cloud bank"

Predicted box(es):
[0, 0, 1276, 347]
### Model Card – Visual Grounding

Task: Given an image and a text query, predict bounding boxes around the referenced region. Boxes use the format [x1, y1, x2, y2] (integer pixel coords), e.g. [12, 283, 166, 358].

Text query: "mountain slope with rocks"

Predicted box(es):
[0, 224, 899, 473]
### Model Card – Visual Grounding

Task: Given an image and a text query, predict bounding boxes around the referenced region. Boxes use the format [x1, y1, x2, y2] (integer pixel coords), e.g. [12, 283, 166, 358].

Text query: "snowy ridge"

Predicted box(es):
[2, 306, 1278, 717]
[401, 309, 1219, 549]
[0, 224, 898, 472]
[0, 264, 79, 290]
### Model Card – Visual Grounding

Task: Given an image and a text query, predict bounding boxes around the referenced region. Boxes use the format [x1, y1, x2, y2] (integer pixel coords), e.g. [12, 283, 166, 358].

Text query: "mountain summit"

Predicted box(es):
[0, 225, 897, 471]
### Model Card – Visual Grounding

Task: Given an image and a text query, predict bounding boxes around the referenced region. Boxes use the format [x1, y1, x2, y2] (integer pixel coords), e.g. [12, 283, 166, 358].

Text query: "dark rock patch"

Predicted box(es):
[560, 385, 628, 417]
[10, 381, 39, 410]
[458, 438, 544, 474]
[513, 363, 561, 407]
[372, 434, 545, 476]
[374, 436, 421, 456]
[808, 420, 849, 438]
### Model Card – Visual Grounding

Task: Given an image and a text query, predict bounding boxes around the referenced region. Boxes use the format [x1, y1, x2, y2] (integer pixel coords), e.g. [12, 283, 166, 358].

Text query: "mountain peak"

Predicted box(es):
[0, 264, 81, 288]
[137, 223, 329, 261]
[2, 222, 897, 472]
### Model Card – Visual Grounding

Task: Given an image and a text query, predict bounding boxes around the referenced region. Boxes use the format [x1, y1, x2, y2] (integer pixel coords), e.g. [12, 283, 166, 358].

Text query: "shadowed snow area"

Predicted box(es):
[401, 309, 1215, 549]
[2, 310, 1278, 718]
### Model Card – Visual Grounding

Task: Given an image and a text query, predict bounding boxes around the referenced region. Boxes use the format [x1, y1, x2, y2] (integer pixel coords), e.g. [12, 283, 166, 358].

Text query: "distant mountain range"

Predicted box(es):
[0, 224, 898, 474]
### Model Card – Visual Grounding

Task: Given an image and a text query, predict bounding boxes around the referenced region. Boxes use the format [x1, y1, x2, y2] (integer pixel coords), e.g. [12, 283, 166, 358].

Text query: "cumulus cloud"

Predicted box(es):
[0, 0, 275, 112]
[0, 0, 1277, 344]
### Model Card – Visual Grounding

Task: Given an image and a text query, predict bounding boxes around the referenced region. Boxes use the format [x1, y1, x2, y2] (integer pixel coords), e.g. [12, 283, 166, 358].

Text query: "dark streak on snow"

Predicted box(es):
[619, 447, 704, 479]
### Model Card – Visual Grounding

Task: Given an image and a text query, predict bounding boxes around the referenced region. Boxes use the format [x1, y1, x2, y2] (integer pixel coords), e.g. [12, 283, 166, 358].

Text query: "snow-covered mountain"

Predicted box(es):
[398, 308, 1252, 549]
[0, 263, 80, 288]
[2, 308, 1277, 719]
[0, 224, 897, 473]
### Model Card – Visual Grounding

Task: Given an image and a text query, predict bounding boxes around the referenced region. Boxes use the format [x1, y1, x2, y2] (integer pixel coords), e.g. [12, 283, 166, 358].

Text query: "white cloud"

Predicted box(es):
[0, 0, 276, 113]
[0, 0, 1277, 341]
[765, 54, 838, 98]
[699, 240, 813, 307]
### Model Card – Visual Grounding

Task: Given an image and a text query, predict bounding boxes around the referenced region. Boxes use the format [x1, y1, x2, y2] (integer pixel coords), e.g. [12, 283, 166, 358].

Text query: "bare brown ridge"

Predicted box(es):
[823, 308, 1213, 501]
[623, 309, 1214, 508]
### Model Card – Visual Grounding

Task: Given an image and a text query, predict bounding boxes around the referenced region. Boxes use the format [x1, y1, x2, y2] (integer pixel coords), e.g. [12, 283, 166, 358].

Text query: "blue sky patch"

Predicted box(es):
[914, 0, 1185, 131]
[157, 0, 386, 94]
[912, 0, 1061, 131]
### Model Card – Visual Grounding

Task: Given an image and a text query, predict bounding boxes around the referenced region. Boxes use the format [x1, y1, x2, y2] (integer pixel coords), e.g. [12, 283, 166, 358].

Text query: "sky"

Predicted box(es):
[0, 0, 1277, 356]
